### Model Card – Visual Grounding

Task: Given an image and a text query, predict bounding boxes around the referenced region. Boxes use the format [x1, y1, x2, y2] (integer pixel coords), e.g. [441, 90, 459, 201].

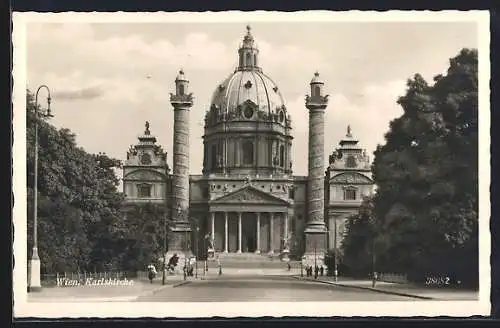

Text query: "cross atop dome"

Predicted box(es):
[243, 25, 255, 45]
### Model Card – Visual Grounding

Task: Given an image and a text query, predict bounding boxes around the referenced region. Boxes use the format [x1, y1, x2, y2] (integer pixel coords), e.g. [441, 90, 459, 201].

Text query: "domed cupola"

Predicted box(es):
[202, 26, 293, 178]
[207, 26, 288, 124]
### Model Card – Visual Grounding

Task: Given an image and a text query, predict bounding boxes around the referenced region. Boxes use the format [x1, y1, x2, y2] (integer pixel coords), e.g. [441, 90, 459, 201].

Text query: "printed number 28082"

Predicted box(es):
[425, 277, 450, 285]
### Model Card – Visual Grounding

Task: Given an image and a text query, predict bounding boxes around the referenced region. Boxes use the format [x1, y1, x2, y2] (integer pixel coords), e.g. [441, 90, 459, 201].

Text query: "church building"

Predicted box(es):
[122, 26, 374, 267]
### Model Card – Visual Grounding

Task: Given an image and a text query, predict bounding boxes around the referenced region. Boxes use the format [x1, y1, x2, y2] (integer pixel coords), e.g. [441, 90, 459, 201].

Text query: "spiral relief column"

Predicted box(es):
[304, 72, 329, 267]
[167, 69, 194, 268]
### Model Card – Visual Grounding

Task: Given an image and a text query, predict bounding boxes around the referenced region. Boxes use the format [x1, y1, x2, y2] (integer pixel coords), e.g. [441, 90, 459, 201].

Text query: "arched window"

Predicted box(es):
[246, 53, 252, 67]
[344, 188, 357, 200]
[242, 140, 254, 165]
[279, 145, 285, 167]
[179, 84, 185, 96]
[254, 54, 257, 66]
[314, 85, 321, 97]
[211, 145, 217, 169]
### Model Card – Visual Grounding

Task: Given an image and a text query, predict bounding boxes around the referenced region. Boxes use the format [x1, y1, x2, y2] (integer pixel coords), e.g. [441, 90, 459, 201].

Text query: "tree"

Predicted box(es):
[26, 90, 125, 273]
[341, 49, 478, 286]
[367, 48, 478, 286]
[116, 202, 170, 271]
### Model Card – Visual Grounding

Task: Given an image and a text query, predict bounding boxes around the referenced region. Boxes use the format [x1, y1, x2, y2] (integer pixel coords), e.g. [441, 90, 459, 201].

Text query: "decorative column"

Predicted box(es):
[269, 212, 274, 254]
[281, 212, 290, 262]
[224, 212, 229, 253]
[304, 72, 329, 266]
[167, 69, 194, 266]
[237, 212, 242, 253]
[255, 212, 261, 254]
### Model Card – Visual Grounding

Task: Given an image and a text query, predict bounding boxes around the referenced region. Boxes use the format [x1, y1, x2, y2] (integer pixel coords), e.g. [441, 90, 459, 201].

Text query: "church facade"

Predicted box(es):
[122, 27, 373, 265]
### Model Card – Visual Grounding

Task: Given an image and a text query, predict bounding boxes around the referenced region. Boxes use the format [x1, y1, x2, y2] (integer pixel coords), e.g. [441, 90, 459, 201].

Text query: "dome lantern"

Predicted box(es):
[237, 25, 260, 71]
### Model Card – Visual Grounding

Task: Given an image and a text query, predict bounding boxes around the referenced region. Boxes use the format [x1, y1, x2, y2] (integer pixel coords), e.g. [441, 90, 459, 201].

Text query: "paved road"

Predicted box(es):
[136, 276, 415, 302]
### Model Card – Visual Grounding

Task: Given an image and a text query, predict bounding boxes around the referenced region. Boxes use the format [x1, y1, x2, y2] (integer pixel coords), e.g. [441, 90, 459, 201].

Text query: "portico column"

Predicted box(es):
[255, 213, 261, 254]
[224, 212, 228, 253]
[211, 212, 215, 244]
[269, 212, 274, 254]
[237, 212, 242, 253]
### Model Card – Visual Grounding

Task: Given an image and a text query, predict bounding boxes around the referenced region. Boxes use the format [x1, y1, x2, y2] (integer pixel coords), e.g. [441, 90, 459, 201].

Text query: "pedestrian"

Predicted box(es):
[287, 263, 291, 271]
[320, 266, 324, 276]
[372, 271, 378, 288]
[314, 266, 319, 279]
[147, 263, 157, 284]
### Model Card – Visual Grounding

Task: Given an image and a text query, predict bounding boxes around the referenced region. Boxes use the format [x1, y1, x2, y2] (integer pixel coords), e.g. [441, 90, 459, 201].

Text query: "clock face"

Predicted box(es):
[243, 106, 254, 119]
[141, 153, 152, 165]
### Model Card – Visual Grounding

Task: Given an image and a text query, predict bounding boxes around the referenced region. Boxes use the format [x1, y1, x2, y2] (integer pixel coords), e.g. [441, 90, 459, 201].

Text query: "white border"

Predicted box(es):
[13, 10, 491, 318]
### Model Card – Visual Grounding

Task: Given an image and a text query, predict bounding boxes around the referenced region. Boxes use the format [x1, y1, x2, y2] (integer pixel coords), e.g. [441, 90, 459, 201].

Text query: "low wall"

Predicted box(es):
[379, 273, 408, 284]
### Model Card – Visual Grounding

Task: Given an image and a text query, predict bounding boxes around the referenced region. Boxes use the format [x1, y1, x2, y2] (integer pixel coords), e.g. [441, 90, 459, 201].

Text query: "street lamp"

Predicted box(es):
[314, 240, 318, 279]
[195, 225, 199, 279]
[28, 85, 53, 293]
[184, 229, 188, 281]
[334, 218, 338, 282]
[162, 207, 168, 285]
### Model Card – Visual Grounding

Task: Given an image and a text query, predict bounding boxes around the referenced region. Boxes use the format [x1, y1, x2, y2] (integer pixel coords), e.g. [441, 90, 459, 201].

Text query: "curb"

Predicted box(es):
[292, 276, 434, 300]
[172, 281, 191, 288]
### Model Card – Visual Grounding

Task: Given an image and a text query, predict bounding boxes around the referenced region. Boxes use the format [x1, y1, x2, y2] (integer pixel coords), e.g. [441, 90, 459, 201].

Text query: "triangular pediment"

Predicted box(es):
[210, 185, 290, 205]
[330, 171, 372, 184]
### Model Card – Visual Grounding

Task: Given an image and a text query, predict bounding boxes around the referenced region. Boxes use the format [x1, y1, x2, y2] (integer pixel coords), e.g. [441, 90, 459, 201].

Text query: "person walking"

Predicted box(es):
[147, 263, 157, 284]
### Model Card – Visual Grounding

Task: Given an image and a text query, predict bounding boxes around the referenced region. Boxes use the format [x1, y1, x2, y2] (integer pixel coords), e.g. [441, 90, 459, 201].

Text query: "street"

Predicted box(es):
[136, 275, 415, 302]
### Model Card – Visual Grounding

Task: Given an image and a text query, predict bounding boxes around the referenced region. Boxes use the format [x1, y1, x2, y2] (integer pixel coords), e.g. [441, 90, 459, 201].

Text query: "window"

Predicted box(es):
[254, 54, 257, 66]
[346, 155, 357, 168]
[344, 188, 357, 200]
[242, 140, 254, 165]
[279, 145, 285, 167]
[138, 184, 152, 198]
[314, 85, 321, 97]
[179, 84, 185, 96]
[246, 53, 252, 66]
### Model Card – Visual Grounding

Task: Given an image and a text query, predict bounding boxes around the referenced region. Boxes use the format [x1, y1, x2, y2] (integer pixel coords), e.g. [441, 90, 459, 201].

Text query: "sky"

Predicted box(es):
[26, 20, 478, 178]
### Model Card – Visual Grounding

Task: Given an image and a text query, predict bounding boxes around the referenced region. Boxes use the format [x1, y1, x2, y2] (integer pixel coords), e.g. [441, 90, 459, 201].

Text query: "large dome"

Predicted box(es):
[211, 70, 285, 115]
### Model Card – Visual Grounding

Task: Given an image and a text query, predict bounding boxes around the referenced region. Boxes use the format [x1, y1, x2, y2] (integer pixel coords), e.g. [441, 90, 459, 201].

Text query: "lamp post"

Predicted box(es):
[28, 85, 52, 293]
[184, 229, 188, 281]
[334, 217, 338, 282]
[314, 240, 318, 280]
[162, 208, 168, 285]
[195, 225, 199, 279]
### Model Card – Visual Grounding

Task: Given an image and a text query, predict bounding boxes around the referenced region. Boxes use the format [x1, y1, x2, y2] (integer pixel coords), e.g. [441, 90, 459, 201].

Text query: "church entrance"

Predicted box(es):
[242, 214, 257, 252]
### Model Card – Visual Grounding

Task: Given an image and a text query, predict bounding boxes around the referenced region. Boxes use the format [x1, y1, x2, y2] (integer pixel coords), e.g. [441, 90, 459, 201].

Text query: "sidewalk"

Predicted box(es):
[294, 276, 479, 301]
[28, 276, 188, 302]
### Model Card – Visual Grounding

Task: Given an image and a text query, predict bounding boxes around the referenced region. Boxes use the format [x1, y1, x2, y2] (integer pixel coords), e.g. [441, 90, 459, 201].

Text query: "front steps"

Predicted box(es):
[205, 252, 300, 270]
